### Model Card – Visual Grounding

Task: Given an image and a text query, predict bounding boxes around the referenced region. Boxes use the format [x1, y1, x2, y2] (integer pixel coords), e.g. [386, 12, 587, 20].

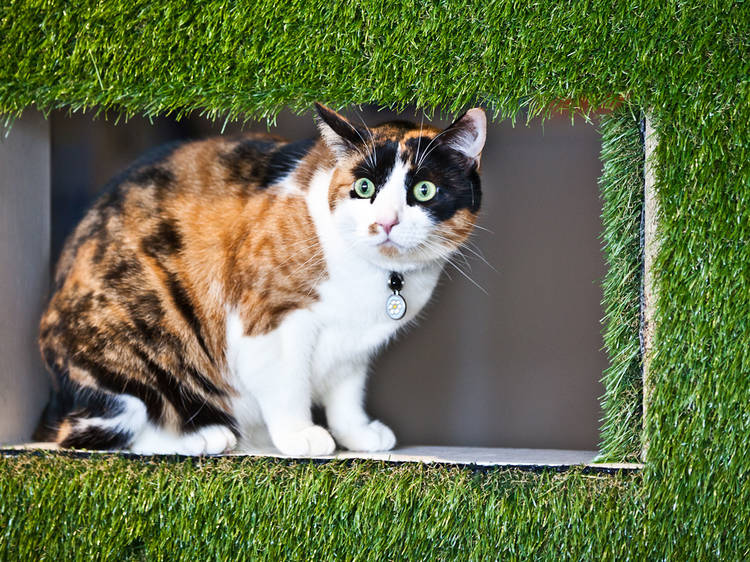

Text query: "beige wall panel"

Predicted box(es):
[0, 112, 50, 444]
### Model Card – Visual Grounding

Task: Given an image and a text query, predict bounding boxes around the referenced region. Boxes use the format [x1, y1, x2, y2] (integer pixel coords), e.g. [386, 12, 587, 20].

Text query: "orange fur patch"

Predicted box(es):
[328, 167, 356, 212]
[434, 208, 478, 248]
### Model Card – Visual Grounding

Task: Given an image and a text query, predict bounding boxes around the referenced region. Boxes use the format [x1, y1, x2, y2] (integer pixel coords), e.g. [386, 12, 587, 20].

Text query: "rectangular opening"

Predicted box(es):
[1, 107, 645, 467]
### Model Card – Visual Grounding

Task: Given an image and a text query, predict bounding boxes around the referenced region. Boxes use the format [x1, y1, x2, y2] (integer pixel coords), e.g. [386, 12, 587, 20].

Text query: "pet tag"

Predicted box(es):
[386, 272, 406, 320]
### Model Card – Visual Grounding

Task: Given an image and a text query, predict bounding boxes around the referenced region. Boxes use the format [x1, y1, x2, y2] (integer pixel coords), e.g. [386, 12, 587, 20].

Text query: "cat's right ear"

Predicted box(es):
[315, 103, 366, 157]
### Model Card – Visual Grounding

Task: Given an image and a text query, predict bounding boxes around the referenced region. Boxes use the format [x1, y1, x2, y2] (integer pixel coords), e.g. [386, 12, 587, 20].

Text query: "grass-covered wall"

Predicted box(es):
[598, 110, 644, 463]
[1, 1, 748, 558]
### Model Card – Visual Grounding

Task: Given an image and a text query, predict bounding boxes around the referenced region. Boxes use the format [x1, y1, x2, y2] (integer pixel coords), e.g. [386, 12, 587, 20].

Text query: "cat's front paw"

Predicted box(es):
[334, 420, 396, 452]
[272, 425, 336, 457]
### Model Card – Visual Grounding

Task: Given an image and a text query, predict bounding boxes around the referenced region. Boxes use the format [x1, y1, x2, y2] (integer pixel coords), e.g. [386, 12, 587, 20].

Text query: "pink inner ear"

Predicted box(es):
[447, 109, 487, 160]
[314, 103, 366, 157]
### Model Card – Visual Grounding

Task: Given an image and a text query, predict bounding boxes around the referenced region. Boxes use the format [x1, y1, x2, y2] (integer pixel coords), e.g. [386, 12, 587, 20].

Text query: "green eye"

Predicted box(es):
[353, 178, 375, 198]
[413, 180, 437, 202]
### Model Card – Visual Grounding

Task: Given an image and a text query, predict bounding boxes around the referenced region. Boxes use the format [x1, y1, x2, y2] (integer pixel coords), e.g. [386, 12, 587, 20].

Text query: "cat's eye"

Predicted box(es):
[413, 180, 437, 202]
[353, 178, 376, 198]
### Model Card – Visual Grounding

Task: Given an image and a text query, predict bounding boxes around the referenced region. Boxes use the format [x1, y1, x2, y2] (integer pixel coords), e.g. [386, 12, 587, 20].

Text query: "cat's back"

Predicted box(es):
[52, 133, 321, 287]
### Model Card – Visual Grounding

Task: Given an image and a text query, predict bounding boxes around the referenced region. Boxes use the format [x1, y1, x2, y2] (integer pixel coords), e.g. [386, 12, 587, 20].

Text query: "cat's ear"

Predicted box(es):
[315, 103, 366, 157]
[439, 108, 487, 166]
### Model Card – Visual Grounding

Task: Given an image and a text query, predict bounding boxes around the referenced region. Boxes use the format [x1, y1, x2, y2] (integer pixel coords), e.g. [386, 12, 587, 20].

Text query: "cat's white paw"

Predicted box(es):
[273, 425, 336, 457]
[171, 425, 237, 456]
[130, 423, 235, 455]
[334, 420, 396, 452]
[196, 425, 238, 455]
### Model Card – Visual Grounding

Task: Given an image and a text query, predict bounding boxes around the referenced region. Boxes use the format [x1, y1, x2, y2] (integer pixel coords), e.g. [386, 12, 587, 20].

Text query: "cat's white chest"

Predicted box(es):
[309, 262, 441, 375]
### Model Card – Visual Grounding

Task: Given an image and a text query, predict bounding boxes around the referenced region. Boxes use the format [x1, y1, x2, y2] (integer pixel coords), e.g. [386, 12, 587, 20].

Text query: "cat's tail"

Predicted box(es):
[54, 393, 239, 455]
[53, 394, 149, 450]
[32, 367, 144, 450]
[34, 375, 148, 451]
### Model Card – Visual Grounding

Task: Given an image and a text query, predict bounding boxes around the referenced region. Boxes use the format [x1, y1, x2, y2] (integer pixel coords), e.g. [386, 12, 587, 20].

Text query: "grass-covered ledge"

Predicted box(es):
[0, 453, 641, 560]
[1, 0, 748, 559]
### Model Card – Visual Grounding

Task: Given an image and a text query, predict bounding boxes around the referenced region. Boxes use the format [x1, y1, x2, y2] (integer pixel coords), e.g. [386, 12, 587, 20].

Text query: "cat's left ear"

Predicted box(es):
[315, 103, 367, 158]
[440, 108, 487, 166]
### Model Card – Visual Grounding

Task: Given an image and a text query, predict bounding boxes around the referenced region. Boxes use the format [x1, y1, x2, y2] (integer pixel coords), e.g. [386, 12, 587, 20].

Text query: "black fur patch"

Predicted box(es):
[162, 271, 213, 362]
[261, 138, 316, 187]
[70, 355, 165, 422]
[131, 348, 236, 433]
[221, 139, 277, 185]
[60, 425, 131, 450]
[102, 140, 185, 194]
[351, 141, 399, 202]
[141, 219, 183, 258]
[182, 363, 227, 396]
[123, 290, 171, 349]
[130, 166, 174, 190]
[103, 255, 143, 288]
[404, 138, 481, 220]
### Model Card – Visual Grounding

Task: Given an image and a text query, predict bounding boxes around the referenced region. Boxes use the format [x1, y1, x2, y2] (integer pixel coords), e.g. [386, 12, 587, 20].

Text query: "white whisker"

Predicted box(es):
[416, 129, 450, 173]
[414, 237, 488, 294]
[414, 113, 425, 167]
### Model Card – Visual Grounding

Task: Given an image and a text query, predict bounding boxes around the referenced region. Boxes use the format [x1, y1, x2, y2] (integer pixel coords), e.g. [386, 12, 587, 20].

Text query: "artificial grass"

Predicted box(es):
[1, 1, 749, 558]
[597, 109, 644, 463]
[0, 453, 641, 561]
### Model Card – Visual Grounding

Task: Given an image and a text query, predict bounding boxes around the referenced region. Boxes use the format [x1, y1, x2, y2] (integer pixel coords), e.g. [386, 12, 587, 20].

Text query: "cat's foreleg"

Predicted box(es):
[323, 361, 397, 452]
[237, 313, 335, 457]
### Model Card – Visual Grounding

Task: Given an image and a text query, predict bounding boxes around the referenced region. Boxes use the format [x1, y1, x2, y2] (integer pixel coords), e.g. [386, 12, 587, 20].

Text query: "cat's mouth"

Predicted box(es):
[377, 238, 405, 257]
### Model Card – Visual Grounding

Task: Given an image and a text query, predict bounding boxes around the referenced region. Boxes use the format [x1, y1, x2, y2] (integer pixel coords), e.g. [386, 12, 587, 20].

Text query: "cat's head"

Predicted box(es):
[316, 103, 486, 270]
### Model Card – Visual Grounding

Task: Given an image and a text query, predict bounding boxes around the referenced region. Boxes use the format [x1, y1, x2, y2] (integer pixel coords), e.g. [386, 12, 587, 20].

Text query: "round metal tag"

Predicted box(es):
[386, 293, 407, 320]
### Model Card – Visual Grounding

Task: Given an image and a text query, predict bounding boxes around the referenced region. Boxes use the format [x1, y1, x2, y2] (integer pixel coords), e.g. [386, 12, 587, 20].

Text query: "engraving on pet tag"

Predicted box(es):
[386, 293, 407, 320]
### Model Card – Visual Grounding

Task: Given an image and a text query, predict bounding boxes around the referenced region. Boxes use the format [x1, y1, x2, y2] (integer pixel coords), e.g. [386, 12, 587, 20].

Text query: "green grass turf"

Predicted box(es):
[1, 1, 749, 558]
[597, 109, 644, 463]
[0, 453, 641, 561]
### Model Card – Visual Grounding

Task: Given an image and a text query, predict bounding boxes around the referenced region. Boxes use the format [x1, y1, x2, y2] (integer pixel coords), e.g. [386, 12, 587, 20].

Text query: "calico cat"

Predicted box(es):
[37, 103, 486, 455]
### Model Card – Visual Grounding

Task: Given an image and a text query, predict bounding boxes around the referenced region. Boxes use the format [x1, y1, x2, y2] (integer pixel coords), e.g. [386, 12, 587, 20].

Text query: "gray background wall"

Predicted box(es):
[0, 112, 50, 444]
[46, 108, 606, 451]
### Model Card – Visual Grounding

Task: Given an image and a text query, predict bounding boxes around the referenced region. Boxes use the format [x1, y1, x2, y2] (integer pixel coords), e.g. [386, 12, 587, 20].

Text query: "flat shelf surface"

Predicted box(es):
[3, 443, 641, 470]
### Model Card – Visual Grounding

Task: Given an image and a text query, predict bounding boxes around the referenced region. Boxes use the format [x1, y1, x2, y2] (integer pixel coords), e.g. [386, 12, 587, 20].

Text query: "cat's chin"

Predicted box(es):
[360, 244, 447, 272]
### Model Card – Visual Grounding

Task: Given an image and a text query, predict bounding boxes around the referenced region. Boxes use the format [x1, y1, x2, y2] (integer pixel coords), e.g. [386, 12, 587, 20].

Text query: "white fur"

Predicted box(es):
[223, 156, 445, 456]
[275, 174, 303, 196]
[130, 423, 237, 456]
[74, 395, 147, 439]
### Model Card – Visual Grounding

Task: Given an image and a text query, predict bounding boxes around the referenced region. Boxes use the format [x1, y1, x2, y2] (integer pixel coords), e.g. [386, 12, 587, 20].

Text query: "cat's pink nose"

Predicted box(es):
[378, 217, 399, 235]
